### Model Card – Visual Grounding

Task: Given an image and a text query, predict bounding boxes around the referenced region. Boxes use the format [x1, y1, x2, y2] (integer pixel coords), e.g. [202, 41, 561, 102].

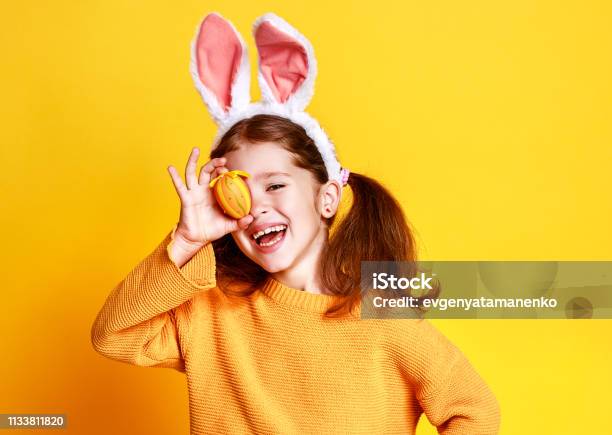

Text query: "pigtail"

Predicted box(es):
[321, 172, 419, 318]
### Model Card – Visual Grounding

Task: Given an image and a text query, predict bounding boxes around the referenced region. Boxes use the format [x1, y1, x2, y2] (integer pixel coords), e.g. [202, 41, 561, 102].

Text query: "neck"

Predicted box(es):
[270, 227, 331, 295]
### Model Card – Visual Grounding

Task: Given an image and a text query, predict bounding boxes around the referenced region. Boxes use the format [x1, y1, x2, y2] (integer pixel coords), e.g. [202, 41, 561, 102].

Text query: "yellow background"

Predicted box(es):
[2, 0, 611, 434]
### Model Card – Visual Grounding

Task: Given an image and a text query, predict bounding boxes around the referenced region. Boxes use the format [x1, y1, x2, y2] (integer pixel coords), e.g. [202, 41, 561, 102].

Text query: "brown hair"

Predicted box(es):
[210, 114, 431, 318]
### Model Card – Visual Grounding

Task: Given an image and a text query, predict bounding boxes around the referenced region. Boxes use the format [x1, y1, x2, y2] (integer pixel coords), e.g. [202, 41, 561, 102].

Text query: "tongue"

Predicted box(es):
[259, 229, 283, 244]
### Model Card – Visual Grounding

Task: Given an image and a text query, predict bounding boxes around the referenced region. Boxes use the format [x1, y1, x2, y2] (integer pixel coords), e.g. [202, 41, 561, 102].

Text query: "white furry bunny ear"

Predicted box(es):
[252, 13, 317, 112]
[190, 13, 251, 124]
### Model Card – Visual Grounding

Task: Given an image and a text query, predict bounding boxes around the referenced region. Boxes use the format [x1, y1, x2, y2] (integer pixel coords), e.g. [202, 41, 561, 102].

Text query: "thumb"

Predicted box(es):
[237, 214, 254, 231]
[224, 214, 252, 234]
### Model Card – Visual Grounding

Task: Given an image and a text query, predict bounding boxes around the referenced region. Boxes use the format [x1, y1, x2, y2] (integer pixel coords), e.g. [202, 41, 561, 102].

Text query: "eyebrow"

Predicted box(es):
[253, 171, 292, 181]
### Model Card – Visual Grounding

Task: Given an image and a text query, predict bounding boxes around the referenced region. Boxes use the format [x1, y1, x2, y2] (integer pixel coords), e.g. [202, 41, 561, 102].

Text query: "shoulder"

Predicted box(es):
[369, 318, 453, 347]
[357, 318, 431, 355]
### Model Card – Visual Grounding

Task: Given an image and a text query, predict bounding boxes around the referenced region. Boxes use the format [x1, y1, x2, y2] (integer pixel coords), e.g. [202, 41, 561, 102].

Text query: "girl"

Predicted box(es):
[91, 12, 500, 434]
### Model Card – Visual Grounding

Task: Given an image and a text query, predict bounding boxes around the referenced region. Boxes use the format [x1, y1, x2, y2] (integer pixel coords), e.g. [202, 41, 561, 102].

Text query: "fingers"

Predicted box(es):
[185, 147, 200, 190]
[211, 166, 229, 181]
[167, 165, 187, 200]
[237, 214, 254, 230]
[198, 156, 227, 185]
[170, 150, 228, 199]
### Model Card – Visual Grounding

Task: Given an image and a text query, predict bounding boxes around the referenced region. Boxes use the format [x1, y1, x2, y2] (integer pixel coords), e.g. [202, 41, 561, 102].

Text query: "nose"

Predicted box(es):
[248, 185, 270, 217]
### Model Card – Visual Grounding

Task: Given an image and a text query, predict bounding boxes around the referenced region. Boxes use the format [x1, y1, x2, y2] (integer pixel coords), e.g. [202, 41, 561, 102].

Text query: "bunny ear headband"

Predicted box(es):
[189, 12, 350, 190]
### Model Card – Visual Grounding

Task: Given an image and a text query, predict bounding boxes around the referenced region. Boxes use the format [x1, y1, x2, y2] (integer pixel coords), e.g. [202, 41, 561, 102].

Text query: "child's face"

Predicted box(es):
[224, 141, 335, 274]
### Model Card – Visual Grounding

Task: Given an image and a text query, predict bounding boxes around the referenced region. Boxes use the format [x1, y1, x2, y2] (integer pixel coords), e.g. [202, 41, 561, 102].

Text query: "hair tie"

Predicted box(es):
[340, 168, 350, 186]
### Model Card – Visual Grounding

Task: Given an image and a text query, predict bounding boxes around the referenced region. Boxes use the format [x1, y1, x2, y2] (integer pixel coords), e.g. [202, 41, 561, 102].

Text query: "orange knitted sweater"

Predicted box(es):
[91, 228, 501, 434]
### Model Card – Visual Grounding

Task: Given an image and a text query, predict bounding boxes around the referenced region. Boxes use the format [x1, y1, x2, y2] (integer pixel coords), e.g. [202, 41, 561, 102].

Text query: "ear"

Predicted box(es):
[190, 13, 251, 124]
[252, 13, 317, 112]
[318, 180, 342, 219]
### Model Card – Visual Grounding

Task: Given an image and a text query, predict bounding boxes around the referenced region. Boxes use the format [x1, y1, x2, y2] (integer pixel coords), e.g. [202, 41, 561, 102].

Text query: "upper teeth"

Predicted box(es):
[252, 225, 287, 240]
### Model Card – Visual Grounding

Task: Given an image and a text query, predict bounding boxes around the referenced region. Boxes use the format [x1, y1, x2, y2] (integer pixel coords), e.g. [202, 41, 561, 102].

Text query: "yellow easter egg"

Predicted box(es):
[209, 170, 252, 219]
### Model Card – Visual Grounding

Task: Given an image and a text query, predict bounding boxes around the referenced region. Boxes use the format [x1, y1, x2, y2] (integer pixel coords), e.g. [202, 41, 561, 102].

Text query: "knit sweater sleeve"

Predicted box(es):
[396, 319, 501, 434]
[90, 224, 217, 372]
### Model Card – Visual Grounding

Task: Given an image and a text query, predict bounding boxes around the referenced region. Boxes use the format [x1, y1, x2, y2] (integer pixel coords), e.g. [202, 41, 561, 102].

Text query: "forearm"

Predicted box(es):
[91, 228, 216, 364]
[420, 367, 501, 434]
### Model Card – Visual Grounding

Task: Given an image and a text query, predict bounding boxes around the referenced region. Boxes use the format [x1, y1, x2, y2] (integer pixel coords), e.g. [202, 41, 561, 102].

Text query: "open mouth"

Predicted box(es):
[252, 224, 287, 248]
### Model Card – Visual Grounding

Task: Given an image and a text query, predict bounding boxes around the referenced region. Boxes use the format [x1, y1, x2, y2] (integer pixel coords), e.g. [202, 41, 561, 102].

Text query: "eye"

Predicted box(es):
[266, 184, 285, 191]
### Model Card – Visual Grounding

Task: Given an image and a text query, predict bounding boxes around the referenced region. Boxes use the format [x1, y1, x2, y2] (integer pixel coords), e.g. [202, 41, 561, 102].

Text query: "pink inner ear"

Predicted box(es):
[254, 21, 308, 104]
[196, 14, 243, 111]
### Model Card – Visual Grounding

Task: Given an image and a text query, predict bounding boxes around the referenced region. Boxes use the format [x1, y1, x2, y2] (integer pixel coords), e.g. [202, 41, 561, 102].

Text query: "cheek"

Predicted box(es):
[286, 189, 317, 212]
[287, 200, 321, 231]
[231, 233, 250, 251]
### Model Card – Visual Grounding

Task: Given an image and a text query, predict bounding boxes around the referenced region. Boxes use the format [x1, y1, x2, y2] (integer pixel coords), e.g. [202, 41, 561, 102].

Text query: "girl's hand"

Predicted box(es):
[167, 147, 254, 250]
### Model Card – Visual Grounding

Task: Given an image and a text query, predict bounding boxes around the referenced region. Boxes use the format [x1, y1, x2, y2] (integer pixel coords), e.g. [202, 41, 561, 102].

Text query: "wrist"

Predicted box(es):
[174, 225, 208, 247]
[169, 238, 204, 269]
[173, 232, 207, 253]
